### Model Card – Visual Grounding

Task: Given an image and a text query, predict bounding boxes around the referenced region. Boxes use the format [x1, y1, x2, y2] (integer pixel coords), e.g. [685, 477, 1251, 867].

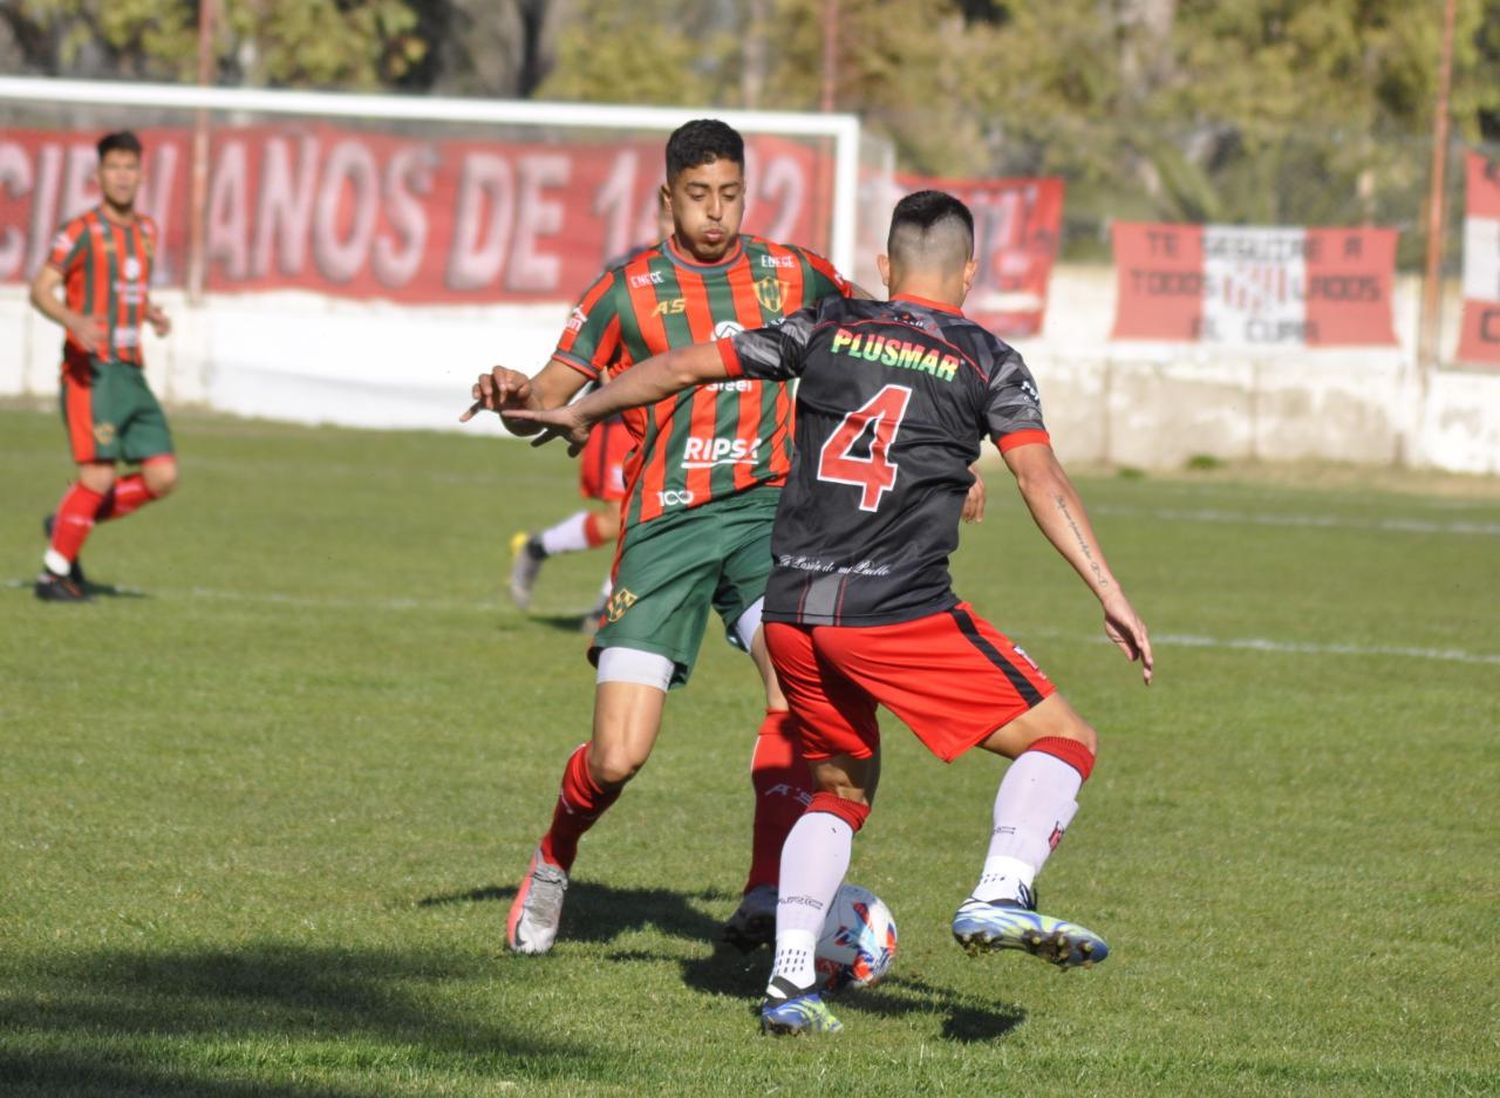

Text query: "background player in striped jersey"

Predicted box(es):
[504, 190, 1153, 1035]
[506, 194, 676, 626]
[29, 131, 178, 602]
[463, 119, 857, 955]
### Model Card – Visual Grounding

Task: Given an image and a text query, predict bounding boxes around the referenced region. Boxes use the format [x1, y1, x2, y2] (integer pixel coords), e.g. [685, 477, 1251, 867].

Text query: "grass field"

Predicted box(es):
[2, 404, 1497, 1097]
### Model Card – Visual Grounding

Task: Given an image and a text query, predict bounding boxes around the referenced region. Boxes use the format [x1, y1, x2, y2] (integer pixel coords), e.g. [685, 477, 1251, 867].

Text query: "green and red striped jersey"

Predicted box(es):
[46, 207, 158, 368]
[552, 233, 851, 528]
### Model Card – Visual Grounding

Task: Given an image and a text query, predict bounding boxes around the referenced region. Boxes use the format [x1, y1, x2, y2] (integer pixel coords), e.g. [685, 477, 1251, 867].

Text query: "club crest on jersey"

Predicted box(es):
[754, 277, 785, 313]
[604, 587, 638, 623]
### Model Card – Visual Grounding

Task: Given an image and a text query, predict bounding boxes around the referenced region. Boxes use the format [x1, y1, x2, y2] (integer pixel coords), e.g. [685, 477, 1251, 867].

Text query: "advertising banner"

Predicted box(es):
[0, 123, 833, 302]
[1458, 151, 1500, 365]
[1112, 222, 1398, 346]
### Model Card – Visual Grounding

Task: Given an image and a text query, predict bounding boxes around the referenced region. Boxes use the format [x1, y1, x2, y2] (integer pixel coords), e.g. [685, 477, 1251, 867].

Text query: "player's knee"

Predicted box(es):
[78, 464, 116, 494]
[144, 459, 179, 497]
[588, 743, 646, 787]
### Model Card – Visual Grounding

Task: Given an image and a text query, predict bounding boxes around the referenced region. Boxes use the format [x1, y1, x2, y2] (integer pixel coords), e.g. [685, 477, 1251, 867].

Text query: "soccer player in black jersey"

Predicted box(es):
[503, 190, 1153, 1037]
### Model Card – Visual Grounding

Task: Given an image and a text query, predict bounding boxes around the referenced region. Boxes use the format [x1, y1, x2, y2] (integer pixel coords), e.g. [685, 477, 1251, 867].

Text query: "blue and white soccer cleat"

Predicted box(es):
[951, 897, 1109, 968]
[760, 977, 844, 1036]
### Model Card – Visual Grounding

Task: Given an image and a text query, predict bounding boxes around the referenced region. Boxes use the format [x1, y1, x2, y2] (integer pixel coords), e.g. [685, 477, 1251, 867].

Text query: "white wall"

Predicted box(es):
[4, 266, 1497, 473]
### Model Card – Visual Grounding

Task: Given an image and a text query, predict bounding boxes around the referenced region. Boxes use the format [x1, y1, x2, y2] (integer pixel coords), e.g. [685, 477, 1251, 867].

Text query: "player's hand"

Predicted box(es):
[146, 305, 171, 337]
[68, 315, 107, 355]
[460, 366, 534, 423]
[962, 466, 986, 523]
[503, 406, 592, 456]
[1100, 589, 1153, 685]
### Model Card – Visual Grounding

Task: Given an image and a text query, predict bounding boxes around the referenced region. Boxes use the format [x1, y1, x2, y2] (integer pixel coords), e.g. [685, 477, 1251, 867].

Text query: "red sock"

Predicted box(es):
[48, 482, 107, 564]
[582, 511, 610, 549]
[538, 744, 622, 872]
[96, 473, 158, 522]
[744, 708, 813, 893]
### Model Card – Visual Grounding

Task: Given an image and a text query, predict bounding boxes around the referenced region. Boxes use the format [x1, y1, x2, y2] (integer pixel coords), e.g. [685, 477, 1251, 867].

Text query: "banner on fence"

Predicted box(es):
[1111, 222, 1398, 347]
[0, 123, 833, 302]
[1458, 152, 1500, 366]
[888, 174, 1063, 338]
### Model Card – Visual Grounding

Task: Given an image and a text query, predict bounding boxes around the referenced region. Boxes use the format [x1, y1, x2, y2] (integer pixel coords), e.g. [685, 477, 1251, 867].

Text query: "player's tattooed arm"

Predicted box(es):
[1003, 442, 1154, 684]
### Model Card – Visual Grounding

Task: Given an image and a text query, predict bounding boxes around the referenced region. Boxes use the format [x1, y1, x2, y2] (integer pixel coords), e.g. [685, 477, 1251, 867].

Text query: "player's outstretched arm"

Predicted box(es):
[460, 357, 588, 434]
[505, 342, 730, 447]
[1002, 442, 1154, 684]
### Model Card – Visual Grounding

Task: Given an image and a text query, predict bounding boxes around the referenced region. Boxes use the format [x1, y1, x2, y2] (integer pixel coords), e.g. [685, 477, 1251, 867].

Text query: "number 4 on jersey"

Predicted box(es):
[816, 384, 913, 511]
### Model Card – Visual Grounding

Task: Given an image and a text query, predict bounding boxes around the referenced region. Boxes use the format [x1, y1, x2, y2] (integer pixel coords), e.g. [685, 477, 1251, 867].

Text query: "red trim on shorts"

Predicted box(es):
[997, 429, 1051, 453]
[63, 364, 96, 463]
[807, 791, 870, 833]
[1026, 736, 1096, 781]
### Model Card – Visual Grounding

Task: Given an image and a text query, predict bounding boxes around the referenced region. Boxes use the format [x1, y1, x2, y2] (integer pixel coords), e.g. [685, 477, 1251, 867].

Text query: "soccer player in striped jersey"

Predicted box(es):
[504, 190, 1153, 1035]
[29, 130, 178, 602]
[506, 194, 676, 625]
[463, 119, 858, 955]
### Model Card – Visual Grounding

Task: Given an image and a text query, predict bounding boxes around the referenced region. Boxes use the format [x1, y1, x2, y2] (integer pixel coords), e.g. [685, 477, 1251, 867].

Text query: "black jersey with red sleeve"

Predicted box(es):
[716, 292, 1049, 627]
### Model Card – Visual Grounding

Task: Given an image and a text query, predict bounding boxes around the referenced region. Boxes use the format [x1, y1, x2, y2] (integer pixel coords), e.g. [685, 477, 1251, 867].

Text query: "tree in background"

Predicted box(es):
[1, 0, 426, 88]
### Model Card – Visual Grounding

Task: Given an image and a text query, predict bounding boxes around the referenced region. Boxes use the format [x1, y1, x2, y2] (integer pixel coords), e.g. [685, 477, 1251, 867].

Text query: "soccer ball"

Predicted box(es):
[813, 884, 898, 993]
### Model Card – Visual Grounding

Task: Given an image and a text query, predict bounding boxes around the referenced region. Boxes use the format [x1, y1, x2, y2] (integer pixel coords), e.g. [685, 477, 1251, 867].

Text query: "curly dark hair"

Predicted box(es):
[665, 119, 744, 181]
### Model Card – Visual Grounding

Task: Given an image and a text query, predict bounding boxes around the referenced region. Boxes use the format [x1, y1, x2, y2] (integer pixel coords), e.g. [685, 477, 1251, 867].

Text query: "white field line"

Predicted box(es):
[12, 580, 1499, 666]
[1089, 504, 1500, 537]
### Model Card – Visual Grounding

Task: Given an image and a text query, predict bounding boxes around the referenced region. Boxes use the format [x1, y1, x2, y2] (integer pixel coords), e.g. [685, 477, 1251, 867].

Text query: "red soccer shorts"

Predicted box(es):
[764, 602, 1056, 763]
[579, 417, 632, 502]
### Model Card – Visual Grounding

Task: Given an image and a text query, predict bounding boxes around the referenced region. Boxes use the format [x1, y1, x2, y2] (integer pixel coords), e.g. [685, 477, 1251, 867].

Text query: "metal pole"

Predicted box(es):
[1417, 0, 1457, 378]
[820, 0, 839, 113]
[186, 0, 216, 305]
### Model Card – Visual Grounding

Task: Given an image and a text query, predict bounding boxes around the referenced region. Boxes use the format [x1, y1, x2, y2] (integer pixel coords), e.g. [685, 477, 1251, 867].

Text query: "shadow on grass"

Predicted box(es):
[525, 611, 597, 634]
[418, 879, 730, 945]
[0, 943, 615, 1096]
[609, 946, 1029, 1043]
[6, 577, 149, 601]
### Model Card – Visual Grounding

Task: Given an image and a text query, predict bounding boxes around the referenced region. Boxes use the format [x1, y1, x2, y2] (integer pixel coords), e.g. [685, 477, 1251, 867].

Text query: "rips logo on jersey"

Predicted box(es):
[681, 436, 761, 468]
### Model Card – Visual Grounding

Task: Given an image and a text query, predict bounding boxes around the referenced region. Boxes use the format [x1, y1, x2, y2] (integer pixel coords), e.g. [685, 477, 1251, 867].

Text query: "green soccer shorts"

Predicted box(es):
[61, 356, 174, 464]
[591, 487, 780, 688]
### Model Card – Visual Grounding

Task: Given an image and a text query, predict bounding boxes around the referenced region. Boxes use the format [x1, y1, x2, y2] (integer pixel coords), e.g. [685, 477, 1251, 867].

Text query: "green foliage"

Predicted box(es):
[2, 406, 1498, 1094]
[7, 0, 426, 87]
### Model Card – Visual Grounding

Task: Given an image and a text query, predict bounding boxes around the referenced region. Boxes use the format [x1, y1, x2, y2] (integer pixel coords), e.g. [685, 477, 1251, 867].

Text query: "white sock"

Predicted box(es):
[593, 573, 613, 610]
[43, 548, 72, 576]
[766, 811, 852, 996]
[538, 511, 593, 556]
[972, 749, 1083, 904]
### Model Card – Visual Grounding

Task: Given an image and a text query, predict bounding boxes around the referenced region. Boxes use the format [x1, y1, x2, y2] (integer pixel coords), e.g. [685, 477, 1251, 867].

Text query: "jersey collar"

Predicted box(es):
[665, 233, 745, 271]
[891, 292, 964, 316]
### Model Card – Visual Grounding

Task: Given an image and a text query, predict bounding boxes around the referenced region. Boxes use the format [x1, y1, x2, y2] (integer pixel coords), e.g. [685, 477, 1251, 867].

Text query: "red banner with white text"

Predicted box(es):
[0, 123, 834, 302]
[1111, 222, 1398, 346]
[1458, 152, 1500, 365]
